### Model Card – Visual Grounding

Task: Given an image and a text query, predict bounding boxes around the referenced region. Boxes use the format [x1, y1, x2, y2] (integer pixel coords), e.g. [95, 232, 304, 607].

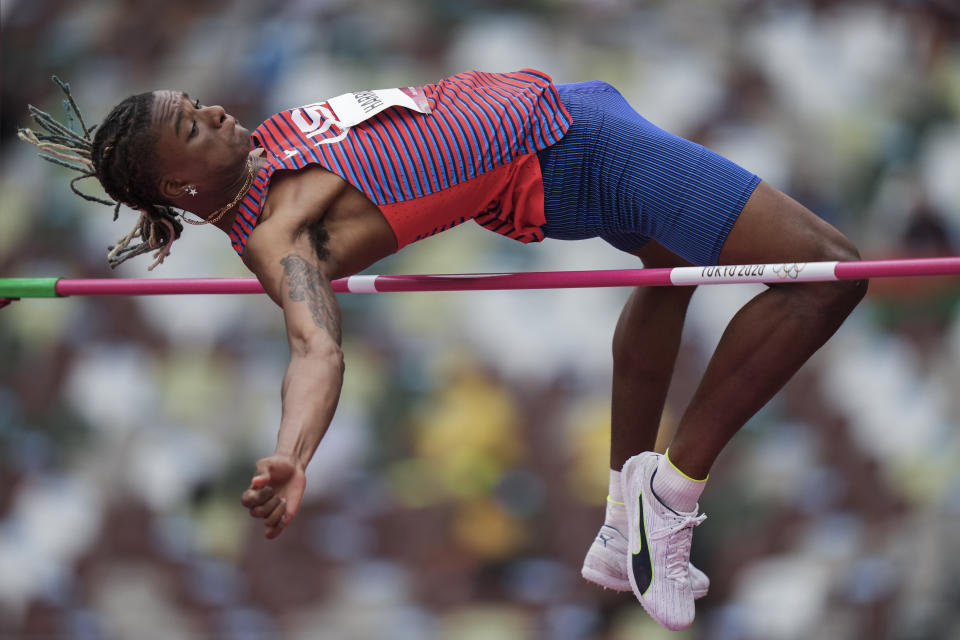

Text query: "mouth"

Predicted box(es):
[232, 119, 251, 148]
[230, 116, 248, 134]
[223, 116, 241, 140]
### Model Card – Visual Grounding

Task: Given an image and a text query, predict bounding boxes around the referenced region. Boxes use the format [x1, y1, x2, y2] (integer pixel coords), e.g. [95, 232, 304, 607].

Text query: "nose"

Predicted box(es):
[204, 105, 227, 127]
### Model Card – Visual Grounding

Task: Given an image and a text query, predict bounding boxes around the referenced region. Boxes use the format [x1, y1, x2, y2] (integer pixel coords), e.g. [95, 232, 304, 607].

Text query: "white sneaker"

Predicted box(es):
[622, 451, 707, 630]
[581, 507, 709, 598]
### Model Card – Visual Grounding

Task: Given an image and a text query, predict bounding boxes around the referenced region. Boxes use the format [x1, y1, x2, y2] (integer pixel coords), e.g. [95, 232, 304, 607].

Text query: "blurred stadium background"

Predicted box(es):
[2, 0, 960, 638]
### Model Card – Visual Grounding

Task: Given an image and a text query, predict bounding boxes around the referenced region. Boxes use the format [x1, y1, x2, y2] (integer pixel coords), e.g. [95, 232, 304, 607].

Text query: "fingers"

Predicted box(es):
[241, 484, 274, 509]
[264, 500, 286, 528]
[243, 456, 302, 539]
[265, 511, 290, 540]
[244, 489, 289, 538]
[250, 462, 273, 488]
[263, 499, 288, 539]
[250, 458, 277, 488]
[250, 495, 281, 519]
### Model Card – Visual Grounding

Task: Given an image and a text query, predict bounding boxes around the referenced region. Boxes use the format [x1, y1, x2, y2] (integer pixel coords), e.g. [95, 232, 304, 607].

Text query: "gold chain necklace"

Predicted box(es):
[182, 157, 255, 226]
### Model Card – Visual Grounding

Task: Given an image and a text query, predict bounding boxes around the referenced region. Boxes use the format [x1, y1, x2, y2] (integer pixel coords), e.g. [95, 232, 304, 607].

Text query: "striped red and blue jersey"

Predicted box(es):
[229, 69, 572, 255]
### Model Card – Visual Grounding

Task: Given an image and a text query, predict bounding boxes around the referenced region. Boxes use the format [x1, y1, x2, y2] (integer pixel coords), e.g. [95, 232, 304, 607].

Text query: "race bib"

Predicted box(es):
[288, 87, 431, 146]
[326, 86, 431, 127]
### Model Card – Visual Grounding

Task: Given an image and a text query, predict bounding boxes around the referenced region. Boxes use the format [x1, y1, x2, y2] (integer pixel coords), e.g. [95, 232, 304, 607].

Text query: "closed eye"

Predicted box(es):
[188, 98, 201, 139]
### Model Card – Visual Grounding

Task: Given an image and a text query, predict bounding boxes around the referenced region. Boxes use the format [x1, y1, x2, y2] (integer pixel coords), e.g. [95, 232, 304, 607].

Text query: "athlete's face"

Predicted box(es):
[149, 90, 252, 202]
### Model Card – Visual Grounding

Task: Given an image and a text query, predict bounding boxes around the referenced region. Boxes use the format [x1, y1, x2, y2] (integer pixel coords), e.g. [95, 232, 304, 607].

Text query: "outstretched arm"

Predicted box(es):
[240, 222, 345, 539]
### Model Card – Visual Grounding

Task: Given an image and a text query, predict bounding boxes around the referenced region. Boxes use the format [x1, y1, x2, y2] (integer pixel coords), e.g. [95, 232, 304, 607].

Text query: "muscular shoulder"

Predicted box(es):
[242, 164, 397, 283]
[259, 165, 348, 229]
[242, 167, 344, 269]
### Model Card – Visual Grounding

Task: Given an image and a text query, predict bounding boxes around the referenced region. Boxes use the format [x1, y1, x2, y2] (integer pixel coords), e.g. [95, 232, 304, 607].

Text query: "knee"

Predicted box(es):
[796, 238, 868, 317]
[824, 276, 868, 318]
[823, 233, 862, 265]
[827, 236, 868, 304]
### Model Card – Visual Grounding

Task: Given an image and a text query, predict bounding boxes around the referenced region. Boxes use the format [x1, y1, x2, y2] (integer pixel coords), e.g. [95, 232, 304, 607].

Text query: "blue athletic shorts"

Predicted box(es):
[537, 81, 761, 266]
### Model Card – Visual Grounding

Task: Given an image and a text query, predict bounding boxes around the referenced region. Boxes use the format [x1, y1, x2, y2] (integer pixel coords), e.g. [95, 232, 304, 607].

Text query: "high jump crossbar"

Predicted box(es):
[1, 258, 959, 307]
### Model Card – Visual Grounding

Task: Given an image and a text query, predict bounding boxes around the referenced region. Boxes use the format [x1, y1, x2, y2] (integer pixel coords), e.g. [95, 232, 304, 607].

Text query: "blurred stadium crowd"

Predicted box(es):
[2, 0, 960, 638]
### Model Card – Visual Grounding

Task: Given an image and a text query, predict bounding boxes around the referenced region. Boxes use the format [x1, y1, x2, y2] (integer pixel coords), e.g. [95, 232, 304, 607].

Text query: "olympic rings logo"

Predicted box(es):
[773, 263, 806, 279]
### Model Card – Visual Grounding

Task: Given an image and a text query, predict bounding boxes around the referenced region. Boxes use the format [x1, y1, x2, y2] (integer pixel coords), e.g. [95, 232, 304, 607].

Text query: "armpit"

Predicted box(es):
[307, 220, 331, 262]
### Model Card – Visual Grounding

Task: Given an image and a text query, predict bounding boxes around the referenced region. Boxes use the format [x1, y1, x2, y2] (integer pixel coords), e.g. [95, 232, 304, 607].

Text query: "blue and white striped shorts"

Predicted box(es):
[537, 81, 761, 266]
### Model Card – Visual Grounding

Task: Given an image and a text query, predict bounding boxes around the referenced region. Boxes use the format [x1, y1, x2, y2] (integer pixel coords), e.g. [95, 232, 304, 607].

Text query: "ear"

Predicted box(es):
[160, 176, 187, 200]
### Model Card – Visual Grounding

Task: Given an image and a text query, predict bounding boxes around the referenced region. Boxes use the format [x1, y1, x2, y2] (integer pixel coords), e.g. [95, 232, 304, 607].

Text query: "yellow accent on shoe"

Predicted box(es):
[664, 449, 708, 483]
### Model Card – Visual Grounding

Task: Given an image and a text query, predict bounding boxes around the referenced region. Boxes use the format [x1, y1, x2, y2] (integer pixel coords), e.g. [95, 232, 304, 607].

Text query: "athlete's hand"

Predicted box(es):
[241, 454, 306, 539]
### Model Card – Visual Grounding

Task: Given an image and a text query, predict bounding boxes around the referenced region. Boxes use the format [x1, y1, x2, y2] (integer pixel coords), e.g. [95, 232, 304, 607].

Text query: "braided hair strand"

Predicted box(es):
[18, 76, 185, 270]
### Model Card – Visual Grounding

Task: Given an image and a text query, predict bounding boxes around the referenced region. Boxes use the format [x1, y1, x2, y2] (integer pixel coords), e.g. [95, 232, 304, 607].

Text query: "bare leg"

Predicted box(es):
[611, 242, 695, 470]
[667, 182, 867, 479]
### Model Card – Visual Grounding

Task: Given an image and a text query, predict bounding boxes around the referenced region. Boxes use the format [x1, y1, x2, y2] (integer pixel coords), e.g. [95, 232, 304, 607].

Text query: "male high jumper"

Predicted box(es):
[21, 69, 865, 629]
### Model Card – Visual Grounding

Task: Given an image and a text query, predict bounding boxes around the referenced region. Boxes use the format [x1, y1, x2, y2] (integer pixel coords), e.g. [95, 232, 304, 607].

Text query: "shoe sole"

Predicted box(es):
[581, 566, 631, 592]
[582, 566, 708, 598]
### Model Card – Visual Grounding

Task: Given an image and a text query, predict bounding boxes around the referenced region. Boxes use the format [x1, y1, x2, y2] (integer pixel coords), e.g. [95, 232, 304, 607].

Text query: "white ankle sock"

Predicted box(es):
[606, 469, 625, 524]
[652, 450, 707, 513]
[608, 469, 623, 502]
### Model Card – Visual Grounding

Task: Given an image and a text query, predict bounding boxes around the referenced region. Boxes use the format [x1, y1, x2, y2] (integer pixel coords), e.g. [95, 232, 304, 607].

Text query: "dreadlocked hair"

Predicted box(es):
[18, 76, 184, 270]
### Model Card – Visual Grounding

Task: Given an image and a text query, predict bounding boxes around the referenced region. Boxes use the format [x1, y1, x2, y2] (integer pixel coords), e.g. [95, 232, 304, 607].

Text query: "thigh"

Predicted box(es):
[596, 110, 760, 267]
[718, 181, 859, 265]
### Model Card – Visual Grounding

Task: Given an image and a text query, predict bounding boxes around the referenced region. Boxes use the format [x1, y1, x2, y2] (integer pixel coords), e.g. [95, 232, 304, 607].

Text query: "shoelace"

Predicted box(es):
[651, 512, 707, 584]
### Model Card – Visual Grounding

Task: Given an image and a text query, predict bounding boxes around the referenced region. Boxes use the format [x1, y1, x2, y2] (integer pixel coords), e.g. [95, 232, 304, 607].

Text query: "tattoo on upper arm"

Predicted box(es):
[280, 254, 342, 344]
